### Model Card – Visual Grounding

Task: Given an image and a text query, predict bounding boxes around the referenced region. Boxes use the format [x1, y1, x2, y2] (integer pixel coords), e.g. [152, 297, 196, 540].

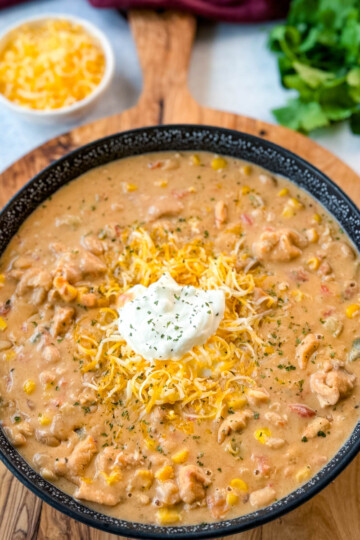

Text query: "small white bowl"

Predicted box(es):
[0, 14, 115, 124]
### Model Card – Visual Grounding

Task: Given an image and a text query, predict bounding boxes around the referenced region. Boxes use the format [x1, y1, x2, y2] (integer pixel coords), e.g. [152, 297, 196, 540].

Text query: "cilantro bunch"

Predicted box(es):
[269, 0, 360, 134]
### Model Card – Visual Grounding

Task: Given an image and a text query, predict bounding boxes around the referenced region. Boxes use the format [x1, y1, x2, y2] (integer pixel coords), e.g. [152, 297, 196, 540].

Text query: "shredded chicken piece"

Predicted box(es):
[17, 268, 52, 304]
[249, 486, 276, 508]
[310, 366, 356, 408]
[218, 409, 253, 444]
[155, 480, 181, 506]
[42, 345, 61, 363]
[264, 411, 287, 426]
[54, 248, 106, 283]
[303, 417, 331, 439]
[247, 387, 270, 406]
[75, 482, 121, 506]
[81, 234, 104, 255]
[147, 196, 184, 221]
[207, 488, 228, 519]
[296, 334, 322, 369]
[51, 306, 75, 337]
[253, 228, 308, 262]
[214, 201, 227, 228]
[35, 429, 60, 447]
[265, 437, 286, 449]
[178, 465, 211, 504]
[67, 435, 97, 477]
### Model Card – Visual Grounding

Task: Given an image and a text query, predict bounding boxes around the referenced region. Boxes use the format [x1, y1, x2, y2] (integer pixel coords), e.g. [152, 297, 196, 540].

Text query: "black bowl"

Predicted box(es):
[0, 125, 359, 539]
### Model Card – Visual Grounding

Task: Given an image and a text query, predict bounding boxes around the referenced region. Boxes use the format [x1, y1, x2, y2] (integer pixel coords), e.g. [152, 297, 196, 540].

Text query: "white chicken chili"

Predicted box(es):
[0, 151, 359, 525]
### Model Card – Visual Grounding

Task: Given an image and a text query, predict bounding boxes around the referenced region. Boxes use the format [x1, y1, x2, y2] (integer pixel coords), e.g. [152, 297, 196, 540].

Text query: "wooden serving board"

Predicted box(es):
[0, 10, 359, 540]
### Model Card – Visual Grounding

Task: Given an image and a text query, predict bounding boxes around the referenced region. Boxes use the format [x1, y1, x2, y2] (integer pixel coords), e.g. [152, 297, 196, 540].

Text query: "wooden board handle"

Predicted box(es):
[129, 10, 196, 104]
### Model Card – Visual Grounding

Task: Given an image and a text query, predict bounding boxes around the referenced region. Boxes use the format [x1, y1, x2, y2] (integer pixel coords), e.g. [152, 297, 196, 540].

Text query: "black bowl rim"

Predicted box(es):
[0, 123, 359, 539]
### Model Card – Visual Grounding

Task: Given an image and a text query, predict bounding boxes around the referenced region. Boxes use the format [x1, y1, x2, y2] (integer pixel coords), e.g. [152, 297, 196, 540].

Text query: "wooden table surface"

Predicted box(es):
[0, 10, 359, 540]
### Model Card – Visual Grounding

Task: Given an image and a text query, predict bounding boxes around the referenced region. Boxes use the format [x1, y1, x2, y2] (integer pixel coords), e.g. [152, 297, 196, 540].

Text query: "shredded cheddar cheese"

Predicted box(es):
[0, 19, 105, 110]
[73, 226, 276, 422]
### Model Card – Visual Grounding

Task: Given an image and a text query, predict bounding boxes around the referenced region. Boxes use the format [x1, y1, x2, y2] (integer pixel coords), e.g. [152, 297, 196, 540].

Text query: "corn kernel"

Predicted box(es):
[288, 197, 303, 209]
[312, 213, 322, 224]
[306, 257, 320, 270]
[241, 185, 251, 195]
[281, 205, 294, 218]
[177, 420, 194, 435]
[154, 179, 168, 188]
[230, 478, 248, 492]
[226, 492, 239, 506]
[134, 469, 154, 489]
[227, 395, 247, 410]
[81, 477, 93, 484]
[226, 224, 242, 235]
[240, 165, 252, 176]
[346, 304, 360, 319]
[306, 228, 319, 243]
[53, 275, 65, 288]
[23, 379, 36, 394]
[171, 449, 189, 464]
[124, 183, 138, 192]
[96, 296, 109, 307]
[264, 345, 274, 354]
[4, 350, 15, 361]
[166, 409, 177, 420]
[144, 437, 156, 450]
[53, 276, 78, 302]
[291, 290, 305, 302]
[0, 274, 5, 287]
[277, 188, 289, 197]
[191, 154, 201, 166]
[211, 157, 227, 170]
[156, 508, 181, 525]
[254, 427, 271, 444]
[295, 466, 311, 483]
[0, 317, 7, 331]
[38, 415, 51, 426]
[188, 186, 196, 193]
[101, 469, 122, 485]
[155, 465, 174, 481]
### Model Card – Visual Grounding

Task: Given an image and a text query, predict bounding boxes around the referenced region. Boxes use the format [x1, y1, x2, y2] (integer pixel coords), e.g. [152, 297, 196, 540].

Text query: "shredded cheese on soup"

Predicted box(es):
[74, 226, 275, 422]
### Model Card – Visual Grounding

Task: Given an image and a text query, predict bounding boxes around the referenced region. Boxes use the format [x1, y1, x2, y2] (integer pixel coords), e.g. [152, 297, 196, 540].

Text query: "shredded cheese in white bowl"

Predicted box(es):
[0, 14, 115, 123]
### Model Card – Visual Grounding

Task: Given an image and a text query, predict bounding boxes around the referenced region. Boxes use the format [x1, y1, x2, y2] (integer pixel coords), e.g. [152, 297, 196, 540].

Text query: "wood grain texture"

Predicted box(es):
[0, 9, 359, 540]
[0, 461, 42, 540]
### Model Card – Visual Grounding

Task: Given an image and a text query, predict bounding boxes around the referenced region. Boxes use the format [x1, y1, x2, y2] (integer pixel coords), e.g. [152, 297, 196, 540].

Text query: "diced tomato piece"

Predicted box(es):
[172, 189, 190, 200]
[251, 454, 271, 476]
[289, 403, 316, 417]
[241, 213, 253, 226]
[290, 268, 309, 282]
[0, 301, 11, 316]
[148, 161, 162, 169]
[322, 307, 335, 317]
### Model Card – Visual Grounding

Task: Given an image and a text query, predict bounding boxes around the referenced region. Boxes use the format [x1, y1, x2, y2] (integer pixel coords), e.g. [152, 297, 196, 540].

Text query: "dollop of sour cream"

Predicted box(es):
[117, 273, 225, 360]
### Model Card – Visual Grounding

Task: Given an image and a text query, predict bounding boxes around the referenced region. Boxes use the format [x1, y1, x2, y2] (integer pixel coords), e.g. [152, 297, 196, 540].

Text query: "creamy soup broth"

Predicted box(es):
[0, 151, 359, 525]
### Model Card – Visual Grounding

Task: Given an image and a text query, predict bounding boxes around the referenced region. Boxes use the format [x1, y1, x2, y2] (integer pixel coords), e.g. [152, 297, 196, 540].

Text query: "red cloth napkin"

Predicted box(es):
[0, 0, 290, 22]
[90, 0, 290, 22]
